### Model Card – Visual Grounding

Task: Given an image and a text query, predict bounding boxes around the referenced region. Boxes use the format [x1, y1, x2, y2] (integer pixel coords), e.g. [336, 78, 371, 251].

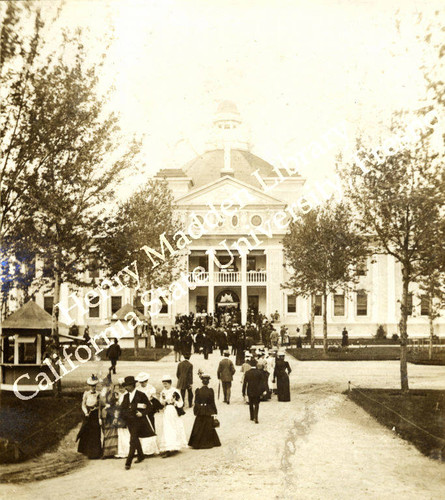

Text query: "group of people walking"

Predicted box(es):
[76, 369, 221, 469]
[77, 345, 291, 469]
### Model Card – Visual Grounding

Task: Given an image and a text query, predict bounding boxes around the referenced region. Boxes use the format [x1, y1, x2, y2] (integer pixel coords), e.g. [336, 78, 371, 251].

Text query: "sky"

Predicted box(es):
[39, 0, 444, 197]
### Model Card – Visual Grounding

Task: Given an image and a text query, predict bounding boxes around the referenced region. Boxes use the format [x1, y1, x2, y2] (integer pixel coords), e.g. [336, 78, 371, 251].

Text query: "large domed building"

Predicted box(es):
[150, 102, 444, 337]
[25, 102, 444, 348]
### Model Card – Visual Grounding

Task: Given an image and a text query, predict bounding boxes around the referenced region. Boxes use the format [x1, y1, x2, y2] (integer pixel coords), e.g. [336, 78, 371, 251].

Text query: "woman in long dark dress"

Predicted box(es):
[273, 353, 292, 402]
[188, 374, 221, 449]
[77, 376, 102, 459]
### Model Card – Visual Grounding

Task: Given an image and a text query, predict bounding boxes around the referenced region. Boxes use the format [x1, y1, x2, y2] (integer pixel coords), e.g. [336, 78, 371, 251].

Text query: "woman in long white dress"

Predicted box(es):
[116, 381, 130, 458]
[159, 375, 188, 457]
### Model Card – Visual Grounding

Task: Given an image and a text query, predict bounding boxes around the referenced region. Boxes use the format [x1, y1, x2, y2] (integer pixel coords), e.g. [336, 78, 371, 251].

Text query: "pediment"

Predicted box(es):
[175, 175, 285, 207]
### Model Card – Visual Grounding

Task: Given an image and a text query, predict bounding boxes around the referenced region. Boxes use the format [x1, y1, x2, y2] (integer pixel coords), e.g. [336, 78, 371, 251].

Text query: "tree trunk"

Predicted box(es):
[399, 271, 410, 392]
[52, 270, 62, 397]
[322, 293, 328, 353]
[310, 295, 315, 349]
[134, 327, 139, 357]
[428, 292, 434, 361]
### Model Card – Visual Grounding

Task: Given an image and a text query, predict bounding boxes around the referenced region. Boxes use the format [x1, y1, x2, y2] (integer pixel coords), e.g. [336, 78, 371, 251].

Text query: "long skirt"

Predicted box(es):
[102, 425, 118, 457]
[116, 427, 130, 458]
[77, 410, 102, 459]
[116, 428, 159, 457]
[276, 372, 290, 402]
[188, 416, 221, 449]
[159, 406, 187, 452]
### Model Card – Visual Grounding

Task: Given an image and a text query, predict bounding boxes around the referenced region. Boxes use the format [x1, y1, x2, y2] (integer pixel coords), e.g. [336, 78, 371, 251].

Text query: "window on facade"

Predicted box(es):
[111, 296, 122, 315]
[196, 296, 207, 313]
[287, 295, 297, 313]
[198, 256, 208, 272]
[89, 295, 100, 318]
[247, 256, 256, 272]
[420, 295, 430, 316]
[42, 259, 53, 278]
[231, 215, 239, 227]
[133, 295, 144, 315]
[407, 293, 413, 316]
[251, 215, 262, 227]
[334, 294, 345, 316]
[43, 296, 54, 315]
[159, 297, 168, 314]
[314, 295, 322, 316]
[357, 261, 367, 276]
[357, 292, 368, 316]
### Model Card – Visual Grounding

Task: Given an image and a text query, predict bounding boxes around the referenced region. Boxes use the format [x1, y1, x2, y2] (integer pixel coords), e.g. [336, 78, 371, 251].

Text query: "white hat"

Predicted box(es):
[245, 353, 252, 358]
[278, 351, 285, 357]
[118, 378, 125, 385]
[87, 375, 99, 385]
[161, 374, 172, 382]
[201, 373, 211, 379]
[136, 372, 150, 382]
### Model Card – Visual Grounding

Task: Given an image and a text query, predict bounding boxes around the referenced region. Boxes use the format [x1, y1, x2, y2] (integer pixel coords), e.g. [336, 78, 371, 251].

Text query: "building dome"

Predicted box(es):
[182, 149, 276, 189]
[216, 100, 240, 115]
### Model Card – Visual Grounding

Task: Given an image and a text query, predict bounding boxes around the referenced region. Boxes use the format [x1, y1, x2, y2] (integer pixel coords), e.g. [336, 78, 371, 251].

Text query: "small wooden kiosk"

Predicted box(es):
[111, 303, 150, 349]
[0, 301, 62, 393]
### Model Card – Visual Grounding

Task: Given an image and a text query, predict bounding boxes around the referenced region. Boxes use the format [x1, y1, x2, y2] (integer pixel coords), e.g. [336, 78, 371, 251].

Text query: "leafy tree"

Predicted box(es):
[98, 179, 181, 356]
[340, 120, 444, 392]
[416, 218, 445, 359]
[13, 32, 140, 393]
[99, 179, 182, 294]
[283, 201, 368, 352]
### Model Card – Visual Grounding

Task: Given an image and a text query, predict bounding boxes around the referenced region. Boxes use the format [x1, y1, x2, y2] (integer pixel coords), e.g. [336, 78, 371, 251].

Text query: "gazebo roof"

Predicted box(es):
[112, 303, 150, 322]
[2, 300, 68, 334]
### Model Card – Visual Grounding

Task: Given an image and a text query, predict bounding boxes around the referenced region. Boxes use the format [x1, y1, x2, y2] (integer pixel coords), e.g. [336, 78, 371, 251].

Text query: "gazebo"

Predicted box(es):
[111, 303, 150, 349]
[0, 301, 66, 393]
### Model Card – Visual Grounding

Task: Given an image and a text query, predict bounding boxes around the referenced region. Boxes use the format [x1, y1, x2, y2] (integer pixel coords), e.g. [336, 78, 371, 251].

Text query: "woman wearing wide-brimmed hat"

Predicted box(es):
[76, 375, 102, 459]
[188, 374, 221, 449]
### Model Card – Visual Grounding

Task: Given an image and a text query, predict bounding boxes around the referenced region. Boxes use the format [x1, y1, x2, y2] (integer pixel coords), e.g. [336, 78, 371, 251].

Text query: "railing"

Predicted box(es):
[214, 271, 240, 283]
[247, 271, 267, 283]
[187, 271, 209, 283]
[186, 271, 268, 284]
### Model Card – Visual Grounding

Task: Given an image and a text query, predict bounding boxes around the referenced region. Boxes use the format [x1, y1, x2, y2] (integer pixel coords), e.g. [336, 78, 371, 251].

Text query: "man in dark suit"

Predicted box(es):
[242, 362, 267, 423]
[106, 338, 122, 374]
[217, 350, 236, 404]
[176, 354, 193, 408]
[120, 375, 156, 470]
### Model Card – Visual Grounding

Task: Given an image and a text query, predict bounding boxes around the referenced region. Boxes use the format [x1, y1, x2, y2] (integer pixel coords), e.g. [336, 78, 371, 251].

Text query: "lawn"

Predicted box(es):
[0, 392, 83, 464]
[287, 346, 401, 361]
[98, 347, 171, 361]
[287, 346, 445, 364]
[348, 388, 445, 461]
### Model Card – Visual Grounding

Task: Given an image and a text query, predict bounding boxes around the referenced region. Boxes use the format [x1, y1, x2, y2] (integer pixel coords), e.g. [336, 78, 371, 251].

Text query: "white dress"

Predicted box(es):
[159, 387, 188, 452]
[116, 391, 159, 458]
[267, 356, 276, 392]
[138, 384, 160, 456]
[116, 392, 130, 458]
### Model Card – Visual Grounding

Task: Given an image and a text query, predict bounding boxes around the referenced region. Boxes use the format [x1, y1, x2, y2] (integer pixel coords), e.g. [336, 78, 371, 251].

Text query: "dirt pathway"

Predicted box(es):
[1, 354, 444, 499]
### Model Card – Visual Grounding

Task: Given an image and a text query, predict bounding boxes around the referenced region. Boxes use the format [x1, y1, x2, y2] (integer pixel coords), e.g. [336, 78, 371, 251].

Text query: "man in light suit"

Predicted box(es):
[217, 350, 236, 404]
[120, 375, 156, 470]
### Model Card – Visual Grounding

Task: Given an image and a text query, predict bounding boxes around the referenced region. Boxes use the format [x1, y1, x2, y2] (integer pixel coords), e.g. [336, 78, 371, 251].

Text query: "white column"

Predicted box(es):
[241, 251, 247, 325]
[208, 250, 215, 314]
